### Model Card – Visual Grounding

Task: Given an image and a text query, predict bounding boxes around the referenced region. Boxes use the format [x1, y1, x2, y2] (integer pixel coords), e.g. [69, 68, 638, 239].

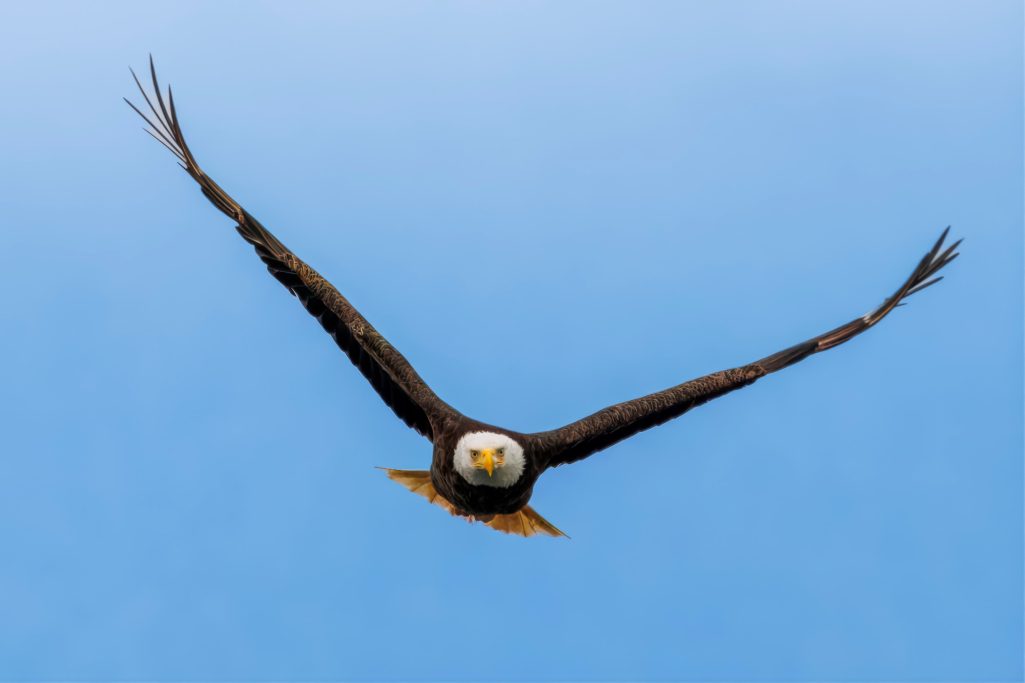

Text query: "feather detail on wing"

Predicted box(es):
[126, 57, 457, 440]
[537, 229, 960, 467]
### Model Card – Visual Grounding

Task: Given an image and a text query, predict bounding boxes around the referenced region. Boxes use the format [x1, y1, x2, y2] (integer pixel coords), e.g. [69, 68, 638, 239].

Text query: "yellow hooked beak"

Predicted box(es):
[480, 449, 495, 478]
[471, 448, 505, 477]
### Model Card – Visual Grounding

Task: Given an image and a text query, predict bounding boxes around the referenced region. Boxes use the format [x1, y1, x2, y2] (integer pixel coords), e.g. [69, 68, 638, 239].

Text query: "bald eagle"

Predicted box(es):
[127, 60, 960, 538]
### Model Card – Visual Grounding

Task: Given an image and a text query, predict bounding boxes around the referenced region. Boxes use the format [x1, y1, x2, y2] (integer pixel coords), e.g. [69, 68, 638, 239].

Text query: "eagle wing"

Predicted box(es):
[127, 59, 457, 441]
[536, 229, 959, 467]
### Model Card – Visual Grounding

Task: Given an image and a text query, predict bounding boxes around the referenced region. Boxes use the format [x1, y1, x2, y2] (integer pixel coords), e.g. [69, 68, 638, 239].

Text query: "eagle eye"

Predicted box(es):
[470, 449, 479, 458]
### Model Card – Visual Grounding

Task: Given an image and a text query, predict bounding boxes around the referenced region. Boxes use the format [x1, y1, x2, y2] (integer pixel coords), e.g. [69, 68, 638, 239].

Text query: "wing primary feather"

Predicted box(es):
[905, 276, 943, 298]
[124, 97, 180, 155]
[148, 56, 175, 141]
[754, 228, 958, 372]
[128, 68, 173, 139]
[142, 127, 187, 162]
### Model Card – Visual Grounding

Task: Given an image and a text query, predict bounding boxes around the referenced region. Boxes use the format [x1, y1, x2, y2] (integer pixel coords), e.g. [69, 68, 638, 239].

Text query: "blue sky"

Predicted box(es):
[0, 1, 1021, 680]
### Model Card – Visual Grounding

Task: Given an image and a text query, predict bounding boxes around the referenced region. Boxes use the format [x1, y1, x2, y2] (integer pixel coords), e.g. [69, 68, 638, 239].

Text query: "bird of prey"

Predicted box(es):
[127, 59, 960, 538]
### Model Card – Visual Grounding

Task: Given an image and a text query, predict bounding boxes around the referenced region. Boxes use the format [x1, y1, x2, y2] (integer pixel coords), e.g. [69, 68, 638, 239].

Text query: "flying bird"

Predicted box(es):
[127, 59, 960, 538]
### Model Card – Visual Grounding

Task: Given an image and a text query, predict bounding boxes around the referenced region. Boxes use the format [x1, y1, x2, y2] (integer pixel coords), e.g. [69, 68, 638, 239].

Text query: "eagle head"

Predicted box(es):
[453, 431, 525, 488]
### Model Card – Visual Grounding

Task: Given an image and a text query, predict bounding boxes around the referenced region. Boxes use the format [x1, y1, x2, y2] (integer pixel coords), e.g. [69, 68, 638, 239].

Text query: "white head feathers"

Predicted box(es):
[453, 431, 526, 488]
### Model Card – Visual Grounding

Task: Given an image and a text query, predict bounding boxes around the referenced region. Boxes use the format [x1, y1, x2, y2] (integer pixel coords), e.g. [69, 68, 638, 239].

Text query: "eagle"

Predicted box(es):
[127, 59, 960, 538]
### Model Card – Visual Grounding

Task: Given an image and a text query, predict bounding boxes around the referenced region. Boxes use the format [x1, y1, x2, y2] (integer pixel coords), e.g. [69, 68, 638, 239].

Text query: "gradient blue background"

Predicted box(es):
[1, 2, 1021, 680]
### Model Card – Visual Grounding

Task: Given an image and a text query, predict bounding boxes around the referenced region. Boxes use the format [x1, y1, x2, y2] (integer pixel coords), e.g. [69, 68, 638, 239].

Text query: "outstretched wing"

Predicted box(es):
[127, 58, 458, 441]
[536, 229, 960, 467]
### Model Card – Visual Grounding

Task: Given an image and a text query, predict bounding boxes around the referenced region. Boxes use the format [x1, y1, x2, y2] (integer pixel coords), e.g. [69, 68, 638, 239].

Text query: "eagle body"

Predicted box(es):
[429, 423, 539, 517]
[128, 60, 960, 538]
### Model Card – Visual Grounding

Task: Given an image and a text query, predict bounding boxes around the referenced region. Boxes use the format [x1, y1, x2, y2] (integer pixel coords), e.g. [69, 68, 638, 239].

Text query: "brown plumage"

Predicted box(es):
[128, 59, 960, 538]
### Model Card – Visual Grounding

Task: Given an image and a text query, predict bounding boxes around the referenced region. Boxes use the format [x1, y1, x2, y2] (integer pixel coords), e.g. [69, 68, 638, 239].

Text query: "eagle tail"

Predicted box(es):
[380, 468, 459, 514]
[484, 506, 569, 538]
[380, 468, 568, 538]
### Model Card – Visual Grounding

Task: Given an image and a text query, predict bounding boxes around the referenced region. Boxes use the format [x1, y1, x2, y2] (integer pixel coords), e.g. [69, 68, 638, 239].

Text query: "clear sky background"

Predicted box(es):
[0, 2, 1021, 681]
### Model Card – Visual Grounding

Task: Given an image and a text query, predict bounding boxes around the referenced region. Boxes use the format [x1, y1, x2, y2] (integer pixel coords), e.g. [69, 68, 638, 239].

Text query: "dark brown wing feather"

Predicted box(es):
[127, 57, 457, 440]
[537, 229, 960, 467]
